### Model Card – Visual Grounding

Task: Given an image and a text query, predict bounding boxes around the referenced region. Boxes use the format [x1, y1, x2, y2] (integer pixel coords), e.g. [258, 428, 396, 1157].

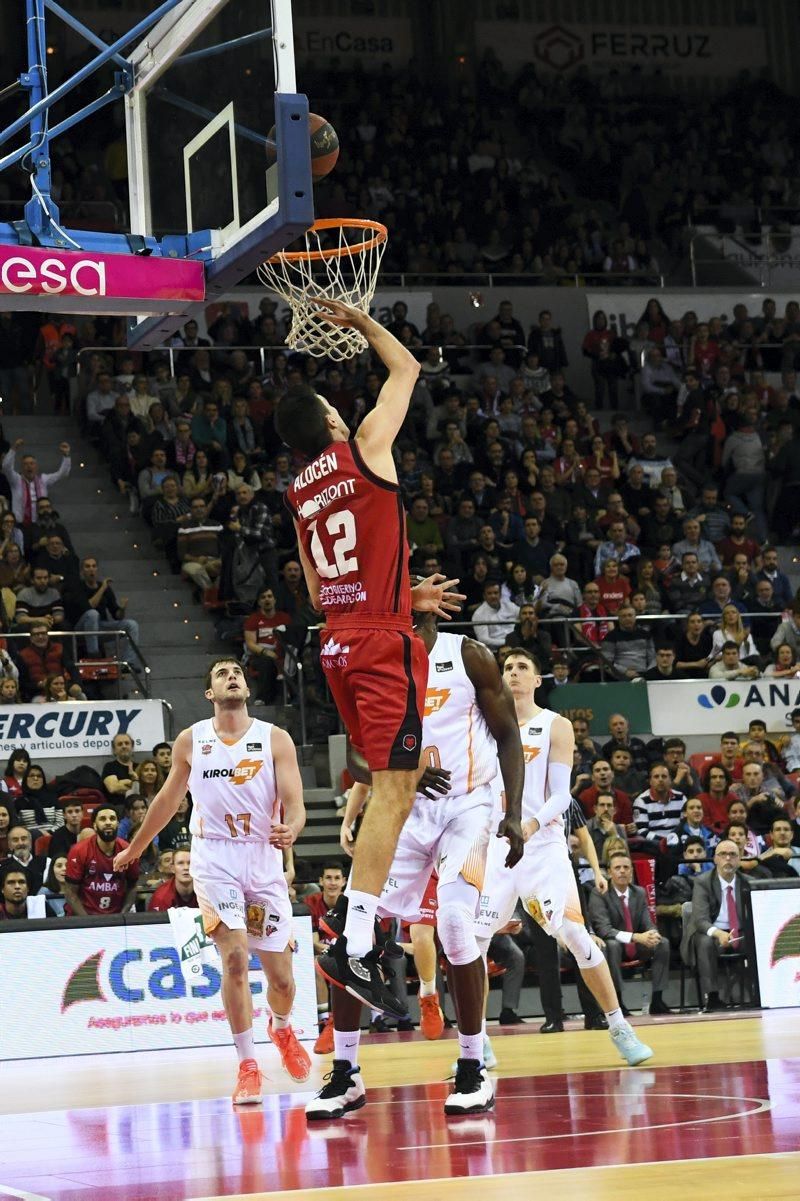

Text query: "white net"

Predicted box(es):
[257, 219, 388, 360]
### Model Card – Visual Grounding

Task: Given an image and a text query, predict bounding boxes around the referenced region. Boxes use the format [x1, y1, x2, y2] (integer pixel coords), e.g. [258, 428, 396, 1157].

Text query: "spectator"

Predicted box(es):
[48, 799, 84, 861]
[673, 611, 715, 678]
[708, 640, 760, 681]
[177, 496, 223, 595]
[244, 586, 291, 706]
[662, 737, 701, 799]
[594, 520, 641, 579]
[15, 764, 58, 833]
[602, 713, 650, 775]
[576, 759, 634, 826]
[731, 763, 787, 836]
[536, 554, 582, 622]
[0, 801, 16, 857]
[471, 580, 519, 650]
[701, 575, 746, 621]
[64, 556, 141, 669]
[14, 565, 66, 630]
[680, 839, 747, 1011]
[671, 517, 722, 578]
[716, 514, 761, 570]
[151, 477, 192, 571]
[1, 824, 48, 892]
[758, 816, 800, 878]
[148, 848, 198, 910]
[781, 707, 800, 774]
[64, 806, 139, 915]
[511, 516, 554, 582]
[609, 746, 647, 797]
[16, 622, 81, 700]
[137, 447, 178, 516]
[586, 792, 629, 860]
[2, 749, 30, 802]
[304, 860, 347, 1032]
[589, 851, 671, 1015]
[0, 866, 55, 919]
[38, 854, 68, 916]
[666, 553, 709, 614]
[2, 439, 71, 524]
[698, 764, 739, 835]
[528, 310, 568, 373]
[749, 580, 782, 655]
[640, 346, 680, 427]
[721, 402, 767, 540]
[86, 371, 122, 426]
[710, 604, 760, 666]
[22, 495, 74, 559]
[676, 797, 716, 854]
[687, 483, 731, 545]
[191, 398, 229, 468]
[128, 760, 161, 805]
[573, 581, 611, 648]
[594, 558, 631, 613]
[34, 532, 80, 590]
[770, 603, 800, 658]
[406, 496, 444, 557]
[101, 733, 138, 803]
[572, 716, 600, 774]
[224, 483, 277, 595]
[644, 645, 679, 681]
[632, 762, 686, 850]
[504, 603, 553, 670]
[756, 546, 793, 610]
[159, 793, 192, 853]
[600, 603, 655, 680]
[44, 672, 86, 702]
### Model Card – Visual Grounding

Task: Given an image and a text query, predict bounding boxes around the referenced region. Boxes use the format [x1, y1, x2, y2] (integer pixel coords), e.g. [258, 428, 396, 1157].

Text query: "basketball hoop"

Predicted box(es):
[257, 218, 388, 360]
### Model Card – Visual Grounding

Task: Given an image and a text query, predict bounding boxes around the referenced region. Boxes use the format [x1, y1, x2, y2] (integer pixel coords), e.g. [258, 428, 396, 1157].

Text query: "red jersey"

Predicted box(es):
[244, 610, 291, 667]
[286, 440, 410, 629]
[304, 891, 340, 933]
[65, 834, 139, 915]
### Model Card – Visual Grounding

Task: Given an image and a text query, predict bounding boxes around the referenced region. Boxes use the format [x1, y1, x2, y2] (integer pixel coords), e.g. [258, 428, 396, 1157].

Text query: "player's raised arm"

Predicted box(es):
[113, 728, 192, 869]
[461, 639, 525, 866]
[308, 298, 420, 477]
[524, 713, 576, 838]
[269, 724, 306, 848]
[293, 521, 322, 611]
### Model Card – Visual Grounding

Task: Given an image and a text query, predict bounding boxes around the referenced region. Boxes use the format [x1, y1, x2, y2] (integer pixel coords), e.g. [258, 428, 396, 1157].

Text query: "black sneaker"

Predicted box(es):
[498, 1007, 525, 1025]
[317, 936, 409, 1020]
[584, 1014, 609, 1030]
[368, 1015, 395, 1033]
[444, 1058, 495, 1115]
[305, 1060, 366, 1121]
[320, 895, 404, 961]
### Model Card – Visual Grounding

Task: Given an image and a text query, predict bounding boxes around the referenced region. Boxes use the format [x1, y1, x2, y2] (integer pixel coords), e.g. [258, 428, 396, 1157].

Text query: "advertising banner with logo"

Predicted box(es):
[549, 682, 651, 737]
[0, 699, 166, 759]
[646, 680, 799, 737]
[475, 21, 767, 77]
[749, 881, 800, 1009]
[294, 18, 412, 67]
[0, 245, 204, 310]
[0, 915, 317, 1059]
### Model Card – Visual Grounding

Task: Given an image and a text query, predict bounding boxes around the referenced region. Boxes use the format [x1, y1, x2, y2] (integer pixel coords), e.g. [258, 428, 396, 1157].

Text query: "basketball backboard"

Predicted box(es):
[0, 1, 313, 346]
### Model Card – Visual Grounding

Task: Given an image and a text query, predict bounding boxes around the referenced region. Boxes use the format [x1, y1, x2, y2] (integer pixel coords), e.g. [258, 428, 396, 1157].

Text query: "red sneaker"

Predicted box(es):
[270, 1019, 312, 1082]
[233, 1057, 263, 1105]
[419, 992, 445, 1040]
[314, 1013, 335, 1055]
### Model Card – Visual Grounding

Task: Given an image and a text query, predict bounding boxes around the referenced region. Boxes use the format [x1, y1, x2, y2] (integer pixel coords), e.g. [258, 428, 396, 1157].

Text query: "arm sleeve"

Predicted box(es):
[535, 761, 574, 827]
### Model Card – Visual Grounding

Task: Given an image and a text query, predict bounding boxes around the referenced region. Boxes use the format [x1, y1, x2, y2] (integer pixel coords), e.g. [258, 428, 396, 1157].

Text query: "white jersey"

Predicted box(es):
[188, 717, 280, 842]
[419, 631, 497, 797]
[519, 707, 563, 842]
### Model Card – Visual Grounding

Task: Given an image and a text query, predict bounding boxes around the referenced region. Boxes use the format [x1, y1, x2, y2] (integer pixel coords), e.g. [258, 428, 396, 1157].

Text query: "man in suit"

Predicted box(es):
[680, 839, 748, 1011]
[589, 850, 672, 1015]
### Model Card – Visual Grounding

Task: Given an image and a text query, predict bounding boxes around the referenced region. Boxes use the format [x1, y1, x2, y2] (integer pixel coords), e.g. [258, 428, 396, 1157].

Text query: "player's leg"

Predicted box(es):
[306, 988, 366, 1120]
[473, 826, 522, 1071]
[211, 923, 263, 1104]
[345, 766, 417, 946]
[258, 945, 311, 1082]
[411, 921, 444, 1039]
[528, 850, 653, 1067]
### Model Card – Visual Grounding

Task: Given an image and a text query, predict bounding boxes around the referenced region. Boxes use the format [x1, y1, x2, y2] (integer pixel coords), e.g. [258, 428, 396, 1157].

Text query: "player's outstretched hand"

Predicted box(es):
[269, 822, 297, 849]
[307, 296, 367, 329]
[496, 815, 524, 868]
[412, 573, 466, 620]
[113, 846, 137, 871]
[418, 765, 451, 799]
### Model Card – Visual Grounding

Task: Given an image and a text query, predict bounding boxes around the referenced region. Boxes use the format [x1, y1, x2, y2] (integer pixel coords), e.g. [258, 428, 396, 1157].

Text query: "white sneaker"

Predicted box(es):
[305, 1060, 366, 1120]
[444, 1058, 495, 1115]
[610, 1022, 654, 1066]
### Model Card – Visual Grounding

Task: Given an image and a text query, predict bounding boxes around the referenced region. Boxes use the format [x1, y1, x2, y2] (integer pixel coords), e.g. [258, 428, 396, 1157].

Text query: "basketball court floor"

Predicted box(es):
[1, 1010, 798, 1201]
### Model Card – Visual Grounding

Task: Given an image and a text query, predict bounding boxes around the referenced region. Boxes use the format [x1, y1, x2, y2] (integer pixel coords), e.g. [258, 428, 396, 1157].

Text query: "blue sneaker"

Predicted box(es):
[610, 1022, 653, 1066]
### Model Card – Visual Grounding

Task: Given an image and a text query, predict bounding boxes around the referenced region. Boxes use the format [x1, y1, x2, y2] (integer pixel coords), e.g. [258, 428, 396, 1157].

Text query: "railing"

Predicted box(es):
[689, 228, 800, 287]
[1, 629, 151, 699]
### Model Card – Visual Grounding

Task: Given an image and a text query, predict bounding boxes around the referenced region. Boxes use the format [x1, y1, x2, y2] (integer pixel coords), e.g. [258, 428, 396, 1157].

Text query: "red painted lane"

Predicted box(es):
[0, 1060, 796, 1200]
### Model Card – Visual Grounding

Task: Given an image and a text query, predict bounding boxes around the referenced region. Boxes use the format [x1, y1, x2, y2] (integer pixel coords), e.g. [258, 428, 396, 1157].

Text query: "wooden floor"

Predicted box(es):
[1, 1011, 798, 1200]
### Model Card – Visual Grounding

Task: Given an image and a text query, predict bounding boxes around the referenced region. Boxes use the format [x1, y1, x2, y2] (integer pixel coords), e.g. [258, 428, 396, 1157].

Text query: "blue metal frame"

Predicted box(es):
[0, 1, 314, 350]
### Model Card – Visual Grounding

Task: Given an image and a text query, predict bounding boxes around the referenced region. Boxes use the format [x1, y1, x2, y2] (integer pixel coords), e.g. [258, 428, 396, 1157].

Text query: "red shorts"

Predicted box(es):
[320, 626, 427, 772]
[417, 870, 438, 926]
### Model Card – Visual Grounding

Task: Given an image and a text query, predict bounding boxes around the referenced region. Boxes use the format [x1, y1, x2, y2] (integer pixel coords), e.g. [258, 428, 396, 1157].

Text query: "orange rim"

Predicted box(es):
[267, 217, 388, 263]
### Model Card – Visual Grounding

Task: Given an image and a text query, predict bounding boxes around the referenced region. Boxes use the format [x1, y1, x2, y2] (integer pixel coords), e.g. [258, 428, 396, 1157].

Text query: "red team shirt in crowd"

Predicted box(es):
[65, 834, 139, 915]
[243, 609, 291, 669]
[285, 438, 426, 771]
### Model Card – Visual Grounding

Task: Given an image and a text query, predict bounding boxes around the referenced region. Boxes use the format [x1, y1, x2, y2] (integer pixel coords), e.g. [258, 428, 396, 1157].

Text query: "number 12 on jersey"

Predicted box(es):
[309, 510, 358, 579]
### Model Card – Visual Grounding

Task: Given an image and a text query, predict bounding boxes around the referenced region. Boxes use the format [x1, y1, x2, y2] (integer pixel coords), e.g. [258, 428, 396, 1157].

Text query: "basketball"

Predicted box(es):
[308, 112, 339, 180]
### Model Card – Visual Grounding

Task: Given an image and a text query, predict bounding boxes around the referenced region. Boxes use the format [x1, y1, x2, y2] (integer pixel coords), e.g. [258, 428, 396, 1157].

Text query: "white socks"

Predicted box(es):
[271, 1011, 290, 1031]
[334, 1028, 361, 1069]
[605, 1007, 626, 1032]
[419, 978, 437, 998]
[233, 1027, 256, 1063]
[344, 889, 379, 957]
[458, 1030, 484, 1064]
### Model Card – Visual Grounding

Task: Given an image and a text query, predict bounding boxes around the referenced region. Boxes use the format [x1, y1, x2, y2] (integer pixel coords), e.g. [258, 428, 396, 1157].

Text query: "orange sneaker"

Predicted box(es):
[314, 1013, 335, 1055]
[269, 1019, 312, 1082]
[233, 1057, 263, 1105]
[419, 992, 445, 1040]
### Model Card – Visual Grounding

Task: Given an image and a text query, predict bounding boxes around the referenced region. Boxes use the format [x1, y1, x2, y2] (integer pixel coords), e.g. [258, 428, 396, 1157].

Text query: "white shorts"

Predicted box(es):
[191, 837, 292, 952]
[374, 783, 494, 924]
[476, 830, 583, 941]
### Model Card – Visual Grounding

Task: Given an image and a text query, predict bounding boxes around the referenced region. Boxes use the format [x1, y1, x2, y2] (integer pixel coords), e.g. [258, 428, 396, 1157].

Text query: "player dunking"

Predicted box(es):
[476, 649, 654, 1067]
[114, 658, 312, 1103]
[305, 613, 524, 1118]
[278, 299, 460, 1016]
